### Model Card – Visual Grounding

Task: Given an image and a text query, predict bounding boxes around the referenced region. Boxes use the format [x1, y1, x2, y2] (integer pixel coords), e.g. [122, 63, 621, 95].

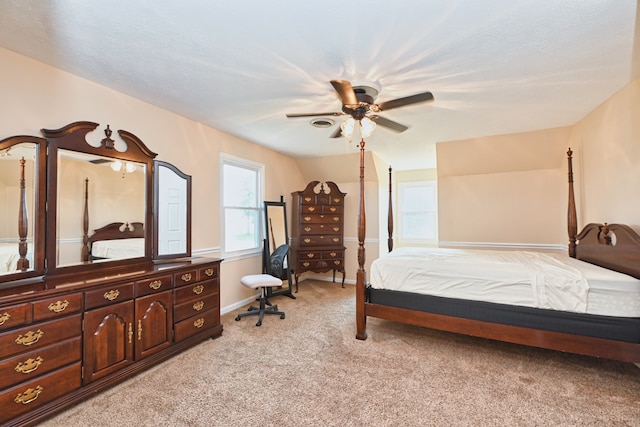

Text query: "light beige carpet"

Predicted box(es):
[39, 280, 640, 427]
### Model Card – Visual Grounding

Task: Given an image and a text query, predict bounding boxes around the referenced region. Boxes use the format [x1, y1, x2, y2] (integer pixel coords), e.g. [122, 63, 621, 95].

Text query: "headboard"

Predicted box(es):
[575, 223, 640, 280]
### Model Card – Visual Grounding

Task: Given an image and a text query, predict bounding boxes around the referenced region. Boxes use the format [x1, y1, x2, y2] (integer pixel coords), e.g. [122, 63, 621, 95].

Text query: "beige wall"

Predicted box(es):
[0, 47, 308, 310]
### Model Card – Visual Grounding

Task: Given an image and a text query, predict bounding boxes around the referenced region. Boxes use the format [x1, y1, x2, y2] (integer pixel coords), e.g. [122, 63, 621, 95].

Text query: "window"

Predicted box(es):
[220, 154, 264, 256]
[397, 180, 438, 244]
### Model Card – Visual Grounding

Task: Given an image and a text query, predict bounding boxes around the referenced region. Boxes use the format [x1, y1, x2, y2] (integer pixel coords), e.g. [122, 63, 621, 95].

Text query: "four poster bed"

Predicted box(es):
[355, 146, 640, 363]
[80, 178, 145, 262]
[0, 157, 31, 273]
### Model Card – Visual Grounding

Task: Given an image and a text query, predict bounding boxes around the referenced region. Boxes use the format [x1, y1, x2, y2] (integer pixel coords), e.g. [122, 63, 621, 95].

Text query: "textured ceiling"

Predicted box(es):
[0, 1, 638, 170]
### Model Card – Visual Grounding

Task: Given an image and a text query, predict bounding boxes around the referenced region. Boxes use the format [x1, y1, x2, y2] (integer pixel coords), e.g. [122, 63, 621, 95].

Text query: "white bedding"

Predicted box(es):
[0, 242, 32, 273]
[369, 247, 640, 317]
[91, 238, 145, 259]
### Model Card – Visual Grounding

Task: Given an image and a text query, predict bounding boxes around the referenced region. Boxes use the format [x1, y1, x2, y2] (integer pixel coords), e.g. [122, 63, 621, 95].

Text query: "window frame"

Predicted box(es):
[397, 180, 438, 245]
[219, 153, 265, 258]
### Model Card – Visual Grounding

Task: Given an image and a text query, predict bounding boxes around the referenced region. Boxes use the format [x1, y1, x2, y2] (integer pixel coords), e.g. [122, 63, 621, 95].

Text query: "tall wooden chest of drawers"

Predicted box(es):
[290, 181, 346, 290]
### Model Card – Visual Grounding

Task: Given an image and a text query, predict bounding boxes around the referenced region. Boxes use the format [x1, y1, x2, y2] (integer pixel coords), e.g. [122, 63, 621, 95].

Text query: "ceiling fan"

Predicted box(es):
[286, 79, 434, 138]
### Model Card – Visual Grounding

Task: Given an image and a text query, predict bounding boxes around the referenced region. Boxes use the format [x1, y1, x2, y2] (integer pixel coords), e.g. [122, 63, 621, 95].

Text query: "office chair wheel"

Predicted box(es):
[256, 321, 262, 327]
[280, 314, 285, 319]
[235, 315, 241, 321]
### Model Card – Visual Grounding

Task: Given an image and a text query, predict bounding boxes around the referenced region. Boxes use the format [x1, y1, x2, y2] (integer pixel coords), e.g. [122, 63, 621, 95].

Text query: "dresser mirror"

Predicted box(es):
[264, 199, 295, 299]
[44, 122, 156, 275]
[0, 137, 46, 285]
[153, 160, 192, 259]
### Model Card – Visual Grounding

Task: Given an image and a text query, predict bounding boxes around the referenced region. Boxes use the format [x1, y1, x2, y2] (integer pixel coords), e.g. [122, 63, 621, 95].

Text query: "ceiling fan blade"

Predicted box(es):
[330, 80, 358, 106]
[329, 126, 343, 138]
[370, 115, 409, 133]
[286, 112, 343, 118]
[377, 91, 434, 112]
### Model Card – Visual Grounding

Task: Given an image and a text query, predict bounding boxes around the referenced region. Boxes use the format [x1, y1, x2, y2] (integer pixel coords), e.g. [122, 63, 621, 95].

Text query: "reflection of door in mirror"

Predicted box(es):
[0, 143, 36, 275]
[155, 161, 191, 258]
[264, 200, 295, 299]
[56, 150, 146, 267]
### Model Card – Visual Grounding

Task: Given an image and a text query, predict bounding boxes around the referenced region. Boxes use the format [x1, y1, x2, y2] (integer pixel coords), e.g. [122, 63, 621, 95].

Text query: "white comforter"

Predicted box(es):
[370, 247, 592, 313]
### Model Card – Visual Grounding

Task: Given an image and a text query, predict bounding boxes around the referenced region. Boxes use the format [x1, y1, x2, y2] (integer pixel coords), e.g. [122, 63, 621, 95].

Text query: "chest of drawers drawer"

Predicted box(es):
[0, 361, 81, 422]
[0, 337, 81, 390]
[0, 314, 82, 359]
[175, 269, 198, 287]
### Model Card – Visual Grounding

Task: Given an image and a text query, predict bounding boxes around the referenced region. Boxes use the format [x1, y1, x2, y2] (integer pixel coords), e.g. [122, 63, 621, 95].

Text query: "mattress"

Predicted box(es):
[369, 247, 640, 318]
[0, 242, 33, 273]
[91, 238, 145, 259]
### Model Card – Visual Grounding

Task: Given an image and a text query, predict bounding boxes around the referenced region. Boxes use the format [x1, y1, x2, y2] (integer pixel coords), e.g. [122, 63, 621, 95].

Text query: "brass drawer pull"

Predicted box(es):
[304, 197, 312, 202]
[334, 260, 341, 266]
[307, 206, 315, 212]
[15, 330, 44, 346]
[149, 280, 162, 290]
[333, 198, 341, 203]
[204, 268, 215, 277]
[329, 207, 336, 212]
[304, 227, 311, 232]
[103, 290, 120, 301]
[304, 238, 311, 243]
[128, 323, 133, 344]
[193, 301, 205, 311]
[330, 252, 337, 257]
[181, 273, 192, 282]
[193, 285, 204, 295]
[194, 318, 205, 328]
[303, 216, 311, 222]
[332, 238, 340, 243]
[15, 356, 44, 374]
[333, 227, 340, 232]
[333, 217, 340, 222]
[14, 385, 43, 405]
[302, 262, 310, 267]
[306, 253, 314, 258]
[47, 300, 69, 313]
[138, 320, 143, 341]
[0, 312, 10, 325]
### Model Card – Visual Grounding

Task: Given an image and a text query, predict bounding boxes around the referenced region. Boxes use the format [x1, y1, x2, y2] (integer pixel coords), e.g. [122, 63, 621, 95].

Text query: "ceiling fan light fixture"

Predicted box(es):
[360, 117, 376, 138]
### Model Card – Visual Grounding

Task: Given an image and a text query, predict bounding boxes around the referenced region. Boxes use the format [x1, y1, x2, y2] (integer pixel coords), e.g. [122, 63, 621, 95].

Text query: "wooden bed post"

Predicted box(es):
[356, 139, 368, 340]
[567, 148, 577, 258]
[388, 166, 394, 252]
[16, 157, 29, 271]
[82, 178, 90, 262]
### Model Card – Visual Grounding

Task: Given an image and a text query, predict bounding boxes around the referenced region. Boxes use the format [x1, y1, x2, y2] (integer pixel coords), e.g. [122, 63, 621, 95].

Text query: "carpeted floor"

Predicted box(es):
[39, 280, 640, 426]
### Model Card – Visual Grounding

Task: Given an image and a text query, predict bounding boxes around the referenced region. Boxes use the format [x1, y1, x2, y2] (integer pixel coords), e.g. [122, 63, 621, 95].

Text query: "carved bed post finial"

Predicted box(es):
[16, 157, 29, 271]
[567, 148, 577, 257]
[356, 139, 367, 340]
[388, 166, 394, 253]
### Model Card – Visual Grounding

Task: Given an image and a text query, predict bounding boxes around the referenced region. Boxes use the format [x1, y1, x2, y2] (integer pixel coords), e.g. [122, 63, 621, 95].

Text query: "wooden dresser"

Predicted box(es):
[0, 258, 222, 427]
[290, 181, 346, 290]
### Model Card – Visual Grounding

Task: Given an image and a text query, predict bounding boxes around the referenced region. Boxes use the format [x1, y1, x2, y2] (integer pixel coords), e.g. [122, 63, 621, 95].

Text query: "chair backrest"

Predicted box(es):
[267, 244, 289, 279]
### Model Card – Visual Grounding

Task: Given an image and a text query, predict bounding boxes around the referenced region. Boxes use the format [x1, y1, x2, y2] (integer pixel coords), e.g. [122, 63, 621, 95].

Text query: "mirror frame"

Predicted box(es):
[0, 135, 47, 286]
[264, 199, 295, 299]
[44, 121, 157, 276]
[153, 160, 192, 260]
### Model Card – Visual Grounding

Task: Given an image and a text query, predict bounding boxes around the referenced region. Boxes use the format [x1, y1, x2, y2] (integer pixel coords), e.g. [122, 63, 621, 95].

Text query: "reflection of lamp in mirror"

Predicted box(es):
[111, 160, 138, 177]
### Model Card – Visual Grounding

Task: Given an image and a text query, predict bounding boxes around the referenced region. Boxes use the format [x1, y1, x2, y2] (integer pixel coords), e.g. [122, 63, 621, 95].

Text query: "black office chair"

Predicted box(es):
[235, 244, 288, 326]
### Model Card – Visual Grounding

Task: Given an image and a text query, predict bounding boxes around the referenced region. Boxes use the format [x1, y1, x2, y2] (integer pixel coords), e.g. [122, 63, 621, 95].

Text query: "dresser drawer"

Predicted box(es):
[174, 309, 220, 343]
[199, 264, 219, 281]
[135, 274, 173, 297]
[85, 282, 134, 310]
[300, 213, 343, 224]
[0, 303, 30, 332]
[32, 293, 82, 322]
[0, 314, 82, 359]
[0, 337, 81, 390]
[174, 280, 218, 305]
[174, 294, 218, 323]
[174, 269, 198, 287]
[1, 362, 81, 423]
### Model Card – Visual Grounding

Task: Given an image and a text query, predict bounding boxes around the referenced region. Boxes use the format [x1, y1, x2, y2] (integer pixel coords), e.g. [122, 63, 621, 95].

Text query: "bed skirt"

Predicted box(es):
[367, 287, 640, 343]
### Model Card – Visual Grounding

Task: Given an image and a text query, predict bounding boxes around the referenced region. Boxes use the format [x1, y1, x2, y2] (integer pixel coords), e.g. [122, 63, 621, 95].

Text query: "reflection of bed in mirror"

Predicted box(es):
[80, 178, 145, 262]
[0, 156, 31, 273]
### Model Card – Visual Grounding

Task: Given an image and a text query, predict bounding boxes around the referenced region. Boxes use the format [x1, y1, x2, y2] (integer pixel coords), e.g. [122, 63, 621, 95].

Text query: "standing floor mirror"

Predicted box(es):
[264, 199, 295, 299]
